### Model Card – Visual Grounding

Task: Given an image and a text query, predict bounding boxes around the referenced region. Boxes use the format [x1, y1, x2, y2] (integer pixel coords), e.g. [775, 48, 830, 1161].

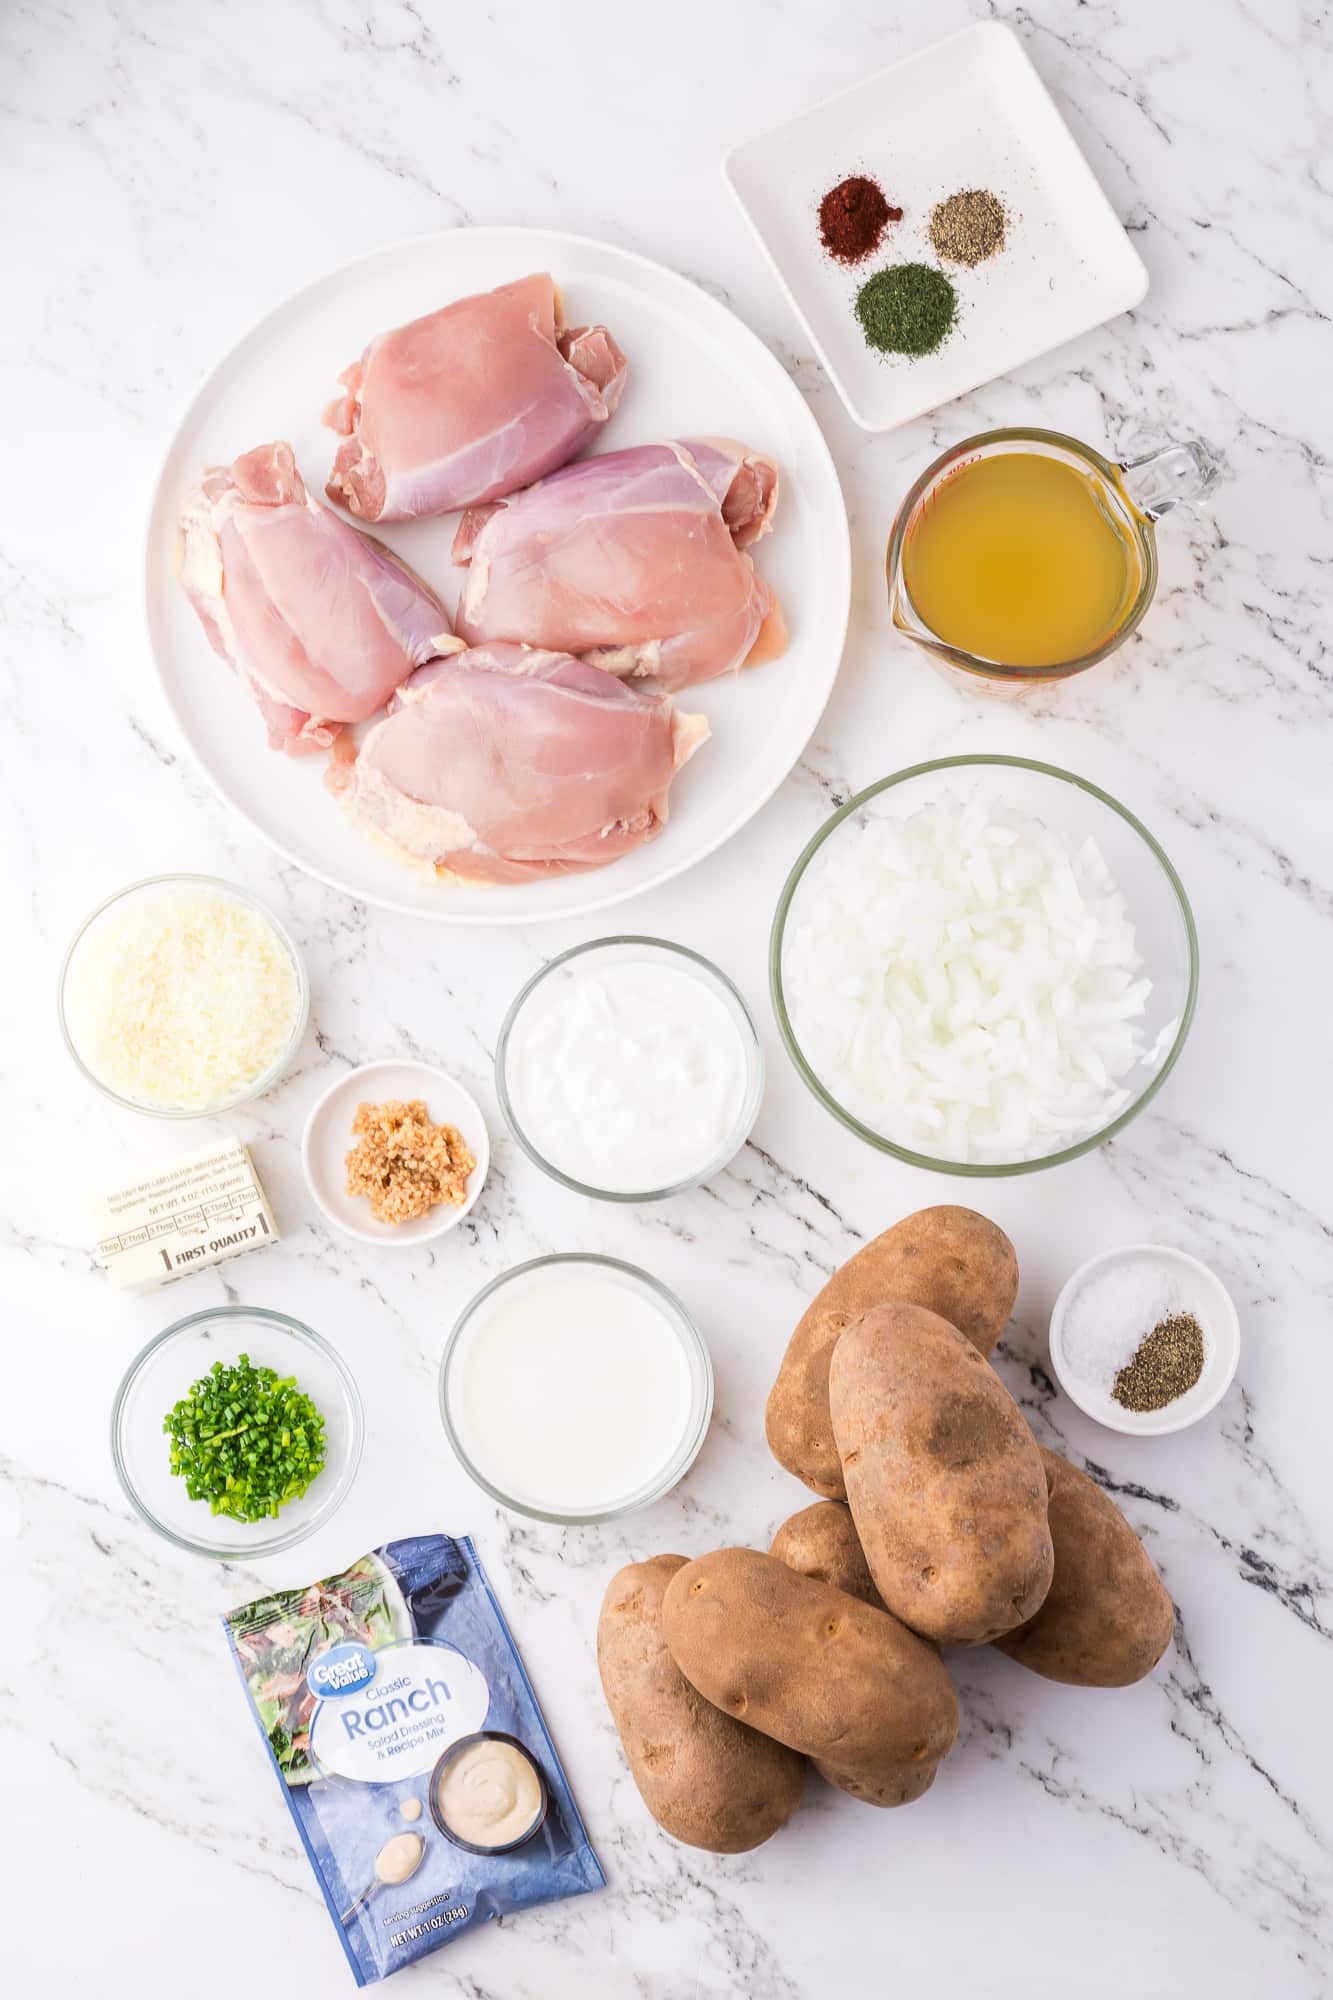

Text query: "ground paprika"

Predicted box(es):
[817, 175, 901, 264]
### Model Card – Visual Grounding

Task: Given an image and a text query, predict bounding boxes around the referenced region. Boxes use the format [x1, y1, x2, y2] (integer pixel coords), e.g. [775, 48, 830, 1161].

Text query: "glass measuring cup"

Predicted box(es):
[886, 428, 1216, 690]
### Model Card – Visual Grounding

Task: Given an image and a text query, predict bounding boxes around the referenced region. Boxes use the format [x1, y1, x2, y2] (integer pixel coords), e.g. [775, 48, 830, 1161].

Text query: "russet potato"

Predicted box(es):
[597, 1554, 805, 1853]
[769, 1499, 884, 1611]
[995, 1450, 1174, 1686]
[766, 1207, 1018, 1500]
[661, 1547, 957, 1809]
[830, 1303, 1053, 1646]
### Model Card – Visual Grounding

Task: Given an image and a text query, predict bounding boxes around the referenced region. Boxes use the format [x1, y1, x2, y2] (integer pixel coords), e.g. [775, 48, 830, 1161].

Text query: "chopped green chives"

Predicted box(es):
[163, 1353, 327, 1522]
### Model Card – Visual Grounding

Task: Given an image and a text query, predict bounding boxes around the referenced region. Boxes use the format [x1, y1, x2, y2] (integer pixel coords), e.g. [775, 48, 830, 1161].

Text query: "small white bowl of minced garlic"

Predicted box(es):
[1048, 1244, 1240, 1435]
[301, 1059, 489, 1247]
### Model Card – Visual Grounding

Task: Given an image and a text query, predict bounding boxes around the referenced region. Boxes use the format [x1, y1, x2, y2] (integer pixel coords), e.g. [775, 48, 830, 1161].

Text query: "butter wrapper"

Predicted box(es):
[93, 1137, 279, 1289]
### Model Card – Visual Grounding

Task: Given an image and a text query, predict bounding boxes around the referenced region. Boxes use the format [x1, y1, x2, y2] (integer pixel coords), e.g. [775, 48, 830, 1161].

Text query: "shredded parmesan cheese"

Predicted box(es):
[63, 883, 303, 1111]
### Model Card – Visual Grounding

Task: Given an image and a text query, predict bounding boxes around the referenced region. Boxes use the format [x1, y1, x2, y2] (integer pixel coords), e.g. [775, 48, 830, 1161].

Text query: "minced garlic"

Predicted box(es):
[344, 1099, 476, 1224]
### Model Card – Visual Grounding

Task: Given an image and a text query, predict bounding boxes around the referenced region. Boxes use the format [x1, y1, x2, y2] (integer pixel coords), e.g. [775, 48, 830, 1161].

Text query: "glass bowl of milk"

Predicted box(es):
[439, 1254, 714, 1523]
[495, 937, 764, 1201]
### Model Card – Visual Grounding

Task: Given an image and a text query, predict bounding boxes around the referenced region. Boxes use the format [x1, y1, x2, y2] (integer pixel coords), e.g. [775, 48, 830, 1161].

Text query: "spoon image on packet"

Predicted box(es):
[339, 1830, 426, 1924]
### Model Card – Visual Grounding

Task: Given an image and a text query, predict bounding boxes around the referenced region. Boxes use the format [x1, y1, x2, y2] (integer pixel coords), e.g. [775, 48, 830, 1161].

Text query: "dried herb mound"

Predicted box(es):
[855, 263, 957, 357]
[818, 174, 901, 265]
[1113, 1312, 1205, 1412]
[929, 189, 1007, 268]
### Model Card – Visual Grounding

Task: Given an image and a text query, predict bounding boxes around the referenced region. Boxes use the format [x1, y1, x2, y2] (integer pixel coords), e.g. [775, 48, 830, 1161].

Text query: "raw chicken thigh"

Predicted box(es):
[176, 441, 457, 755]
[328, 643, 708, 884]
[325, 274, 627, 522]
[452, 438, 786, 692]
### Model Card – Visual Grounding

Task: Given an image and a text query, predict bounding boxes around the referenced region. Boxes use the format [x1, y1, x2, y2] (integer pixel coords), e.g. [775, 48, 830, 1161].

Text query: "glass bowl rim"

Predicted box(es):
[110, 1304, 365, 1559]
[769, 755, 1199, 1177]
[58, 871, 310, 1119]
[494, 935, 765, 1202]
[885, 426, 1159, 683]
[438, 1252, 714, 1523]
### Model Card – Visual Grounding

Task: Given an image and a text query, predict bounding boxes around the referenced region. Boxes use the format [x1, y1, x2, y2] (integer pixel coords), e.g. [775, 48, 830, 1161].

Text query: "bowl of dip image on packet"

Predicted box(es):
[222, 1534, 604, 1984]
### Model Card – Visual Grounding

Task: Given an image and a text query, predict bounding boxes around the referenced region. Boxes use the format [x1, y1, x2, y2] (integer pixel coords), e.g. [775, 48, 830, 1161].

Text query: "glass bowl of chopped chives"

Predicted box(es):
[58, 873, 310, 1118]
[111, 1308, 363, 1558]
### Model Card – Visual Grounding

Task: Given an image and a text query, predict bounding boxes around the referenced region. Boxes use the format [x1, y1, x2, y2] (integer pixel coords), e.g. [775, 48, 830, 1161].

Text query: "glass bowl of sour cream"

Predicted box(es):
[439, 1254, 714, 1524]
[495, 937, 764, 1201]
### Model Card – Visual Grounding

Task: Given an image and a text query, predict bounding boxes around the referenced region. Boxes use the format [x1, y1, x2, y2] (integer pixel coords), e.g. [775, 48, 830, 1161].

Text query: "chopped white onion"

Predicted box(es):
[784, 797, 1175, 1163]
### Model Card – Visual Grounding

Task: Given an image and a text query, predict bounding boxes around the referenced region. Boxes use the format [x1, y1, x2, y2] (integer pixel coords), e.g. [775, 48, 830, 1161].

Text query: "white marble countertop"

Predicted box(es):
[5, 2, 1331, 1994]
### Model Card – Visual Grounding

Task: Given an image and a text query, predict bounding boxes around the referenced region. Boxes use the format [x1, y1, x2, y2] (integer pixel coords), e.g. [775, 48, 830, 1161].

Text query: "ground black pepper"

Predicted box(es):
[928, 188, 1007, 268]
[854, 263, 957, 357]
[1113, 1311, 1205, 1412]
[818, 174, 901, 265]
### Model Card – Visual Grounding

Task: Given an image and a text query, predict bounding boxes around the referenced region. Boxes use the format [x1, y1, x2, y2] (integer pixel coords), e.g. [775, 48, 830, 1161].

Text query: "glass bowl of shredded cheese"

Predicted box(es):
[59, 874, 309, 1117]
[770, 757, 1197, 1175]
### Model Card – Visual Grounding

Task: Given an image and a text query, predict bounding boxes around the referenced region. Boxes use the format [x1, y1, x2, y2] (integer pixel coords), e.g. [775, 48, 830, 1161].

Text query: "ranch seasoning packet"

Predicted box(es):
[223, 1534, 604, 1984]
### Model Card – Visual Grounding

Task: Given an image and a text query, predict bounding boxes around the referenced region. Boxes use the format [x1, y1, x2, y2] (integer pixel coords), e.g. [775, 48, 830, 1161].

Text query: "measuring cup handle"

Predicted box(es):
[1119, 440, 1219, 520]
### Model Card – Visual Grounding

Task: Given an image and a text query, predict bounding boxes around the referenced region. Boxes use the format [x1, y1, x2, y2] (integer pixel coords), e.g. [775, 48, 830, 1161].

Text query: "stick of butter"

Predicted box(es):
[92, 1138, 280, 1289]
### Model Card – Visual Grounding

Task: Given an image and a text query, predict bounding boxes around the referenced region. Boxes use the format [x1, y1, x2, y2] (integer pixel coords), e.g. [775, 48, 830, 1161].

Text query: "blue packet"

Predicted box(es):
[223, 1533, 604, 1984]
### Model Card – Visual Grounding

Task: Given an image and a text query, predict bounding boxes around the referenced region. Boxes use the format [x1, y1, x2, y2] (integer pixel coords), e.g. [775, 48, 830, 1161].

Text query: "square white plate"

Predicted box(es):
[724, 21, 1148, 432]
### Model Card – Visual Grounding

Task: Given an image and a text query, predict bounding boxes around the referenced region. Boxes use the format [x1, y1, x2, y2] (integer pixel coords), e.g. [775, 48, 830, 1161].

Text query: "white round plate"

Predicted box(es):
[145, 227, 851, 923]
[302, 1060, 490, 1246]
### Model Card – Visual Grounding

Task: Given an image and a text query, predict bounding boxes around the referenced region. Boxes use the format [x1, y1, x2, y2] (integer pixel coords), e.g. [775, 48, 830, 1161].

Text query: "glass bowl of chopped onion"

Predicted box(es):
[770, 757, 1197, 1175]
[111, 1307, 364, 1558]
[58, 873, 310, 1118]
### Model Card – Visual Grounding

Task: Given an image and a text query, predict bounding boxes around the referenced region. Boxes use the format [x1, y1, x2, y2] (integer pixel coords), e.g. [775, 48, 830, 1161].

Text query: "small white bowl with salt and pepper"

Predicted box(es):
[1048, 1245, 1240, 1436]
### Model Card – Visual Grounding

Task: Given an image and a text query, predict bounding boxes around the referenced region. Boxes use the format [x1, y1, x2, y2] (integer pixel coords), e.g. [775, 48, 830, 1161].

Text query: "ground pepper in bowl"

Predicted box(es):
[818, 174, 902, 265]
[1113, 1311, 1205, 1412]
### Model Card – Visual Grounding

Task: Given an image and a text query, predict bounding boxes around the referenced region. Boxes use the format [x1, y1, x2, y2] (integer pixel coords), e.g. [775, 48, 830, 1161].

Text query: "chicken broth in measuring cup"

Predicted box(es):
[903, 451, 1145, 668]
[887, 429, 1215, 688]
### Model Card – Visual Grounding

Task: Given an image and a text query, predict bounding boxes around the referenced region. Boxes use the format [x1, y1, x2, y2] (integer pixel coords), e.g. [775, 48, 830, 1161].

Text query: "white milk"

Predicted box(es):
[447, 1263, 697, 1516]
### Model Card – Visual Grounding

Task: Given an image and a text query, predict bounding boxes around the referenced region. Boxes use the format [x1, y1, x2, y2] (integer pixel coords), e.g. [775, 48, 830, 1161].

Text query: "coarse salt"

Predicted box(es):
[1058, 1263, 1189, 1391]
